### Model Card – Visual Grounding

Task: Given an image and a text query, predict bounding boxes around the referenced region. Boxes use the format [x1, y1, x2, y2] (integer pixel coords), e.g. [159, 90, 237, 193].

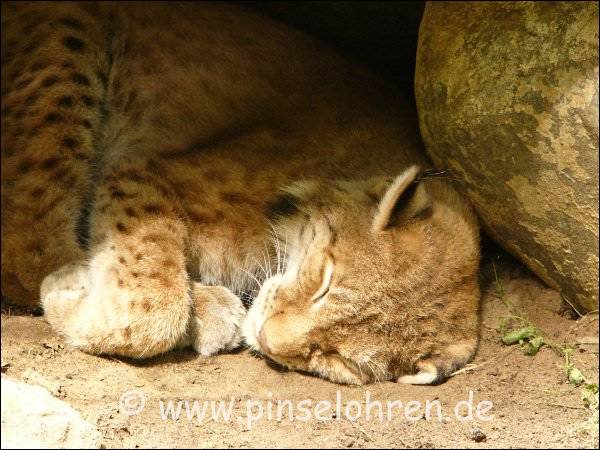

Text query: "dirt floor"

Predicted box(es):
[1, 258, 598, 449]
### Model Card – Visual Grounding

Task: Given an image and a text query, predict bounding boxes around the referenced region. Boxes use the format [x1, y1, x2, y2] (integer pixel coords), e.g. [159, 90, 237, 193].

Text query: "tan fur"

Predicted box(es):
[244, 167, 480, 384]
[1, 2, 479, 383]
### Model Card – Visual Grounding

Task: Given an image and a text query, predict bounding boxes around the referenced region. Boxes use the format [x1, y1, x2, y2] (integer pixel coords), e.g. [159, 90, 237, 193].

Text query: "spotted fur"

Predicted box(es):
[1, 2, 479, 383]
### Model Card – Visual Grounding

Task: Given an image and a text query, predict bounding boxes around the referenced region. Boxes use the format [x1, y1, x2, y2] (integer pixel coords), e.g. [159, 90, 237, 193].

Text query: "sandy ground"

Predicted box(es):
[1, 258, 598, 449]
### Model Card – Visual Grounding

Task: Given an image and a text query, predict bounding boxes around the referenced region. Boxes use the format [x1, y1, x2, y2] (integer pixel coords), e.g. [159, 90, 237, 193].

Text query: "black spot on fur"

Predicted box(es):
[30, 61, 47, 72]
[50, 167, 69, 181]
[16, 160, 34, 173]
[31, 187, 46, 198]
[24, 93, 39, 106]
[58, 17, 85, 31]
[9, 69, 22, 81]
[15, 78, 33, 90]
[116, 222, 128, 233]
[40, 156, 61, 170]
[41, 75, 60, 87]
[143, 204, 165, 214]
[70, 73, 90, 86]
[26, 242, 44, 256]
[62, 36, 85, 52]
[62, 136, 78, 148]
[57, 95, 74, 108]
[124, 207, 138, 217]
[44, 112, 62, 124]
[96, 70, 108, 88]
[111, 190, 127, 199]
[266, 193, 300, 219]
[81, 95, 94, 107]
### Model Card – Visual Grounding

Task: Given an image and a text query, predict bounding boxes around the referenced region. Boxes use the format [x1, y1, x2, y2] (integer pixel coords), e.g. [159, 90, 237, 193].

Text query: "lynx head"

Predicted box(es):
[243, 165, 480, 385]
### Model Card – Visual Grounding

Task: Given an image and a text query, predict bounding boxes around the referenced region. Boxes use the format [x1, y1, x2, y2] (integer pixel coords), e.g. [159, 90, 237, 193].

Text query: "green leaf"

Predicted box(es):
[568, 366, 585, 386]
[501, 326, 536, 345]
[522, 336, 545, 356]
[582, 383, 599, 410]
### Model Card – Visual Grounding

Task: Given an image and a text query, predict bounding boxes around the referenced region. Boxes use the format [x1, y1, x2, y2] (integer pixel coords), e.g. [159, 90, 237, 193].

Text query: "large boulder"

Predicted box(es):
[415, 1, 599, 312]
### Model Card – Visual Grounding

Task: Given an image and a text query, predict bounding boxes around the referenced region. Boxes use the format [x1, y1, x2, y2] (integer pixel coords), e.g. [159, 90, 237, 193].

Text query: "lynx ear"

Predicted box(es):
[371, 165, 432, 233]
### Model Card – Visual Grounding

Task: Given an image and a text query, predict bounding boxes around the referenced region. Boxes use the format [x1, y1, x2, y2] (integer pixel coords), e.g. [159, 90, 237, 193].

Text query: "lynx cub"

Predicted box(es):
[1, 2, 479, 384]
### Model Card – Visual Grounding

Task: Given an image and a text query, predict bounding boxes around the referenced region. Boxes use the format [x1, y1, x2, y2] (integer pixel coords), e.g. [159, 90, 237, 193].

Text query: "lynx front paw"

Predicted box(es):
[186, 284, 246, 356]
[40, 263, 90, 326]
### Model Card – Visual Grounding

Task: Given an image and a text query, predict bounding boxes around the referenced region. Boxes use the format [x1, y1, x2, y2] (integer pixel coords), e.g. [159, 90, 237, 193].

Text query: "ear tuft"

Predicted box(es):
[371, 165, 432, 233]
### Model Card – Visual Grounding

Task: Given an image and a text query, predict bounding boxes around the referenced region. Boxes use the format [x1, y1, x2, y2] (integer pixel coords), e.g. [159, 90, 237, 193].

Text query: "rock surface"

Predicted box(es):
[415, 1, 599, 312]
[1, 377, 102, 449]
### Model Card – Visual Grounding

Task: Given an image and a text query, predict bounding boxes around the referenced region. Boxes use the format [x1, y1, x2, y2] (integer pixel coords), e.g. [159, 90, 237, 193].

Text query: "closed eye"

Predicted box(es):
[311, 260, 333, 302]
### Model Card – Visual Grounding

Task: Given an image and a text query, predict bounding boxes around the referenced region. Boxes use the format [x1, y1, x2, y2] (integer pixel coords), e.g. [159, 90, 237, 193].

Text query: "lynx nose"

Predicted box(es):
[257, 326, 271, 354]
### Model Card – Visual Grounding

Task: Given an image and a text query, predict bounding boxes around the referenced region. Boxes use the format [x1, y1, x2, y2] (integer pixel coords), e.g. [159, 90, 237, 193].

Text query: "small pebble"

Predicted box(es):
[470, 427, 487, 442]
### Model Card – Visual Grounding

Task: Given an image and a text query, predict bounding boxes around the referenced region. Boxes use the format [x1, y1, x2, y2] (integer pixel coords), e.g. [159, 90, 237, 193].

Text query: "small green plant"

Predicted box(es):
[581, 382, 599, 408]
[496, 319, 545, 356]
[492, 263, 598, 418]
[564, 347, 585, 386]
[493, 266, 547, 357]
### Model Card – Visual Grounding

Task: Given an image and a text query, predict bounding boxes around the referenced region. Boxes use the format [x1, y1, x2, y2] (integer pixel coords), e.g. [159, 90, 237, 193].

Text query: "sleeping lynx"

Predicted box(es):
[1, 2, 480, 384]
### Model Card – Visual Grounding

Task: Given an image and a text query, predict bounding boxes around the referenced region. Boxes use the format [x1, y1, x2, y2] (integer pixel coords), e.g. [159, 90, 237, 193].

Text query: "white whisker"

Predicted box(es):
[262, 241, 273, 279]
[239, 267, 262, 290]
[268, 221, 283, 275]
[253, 255, 268, 280]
